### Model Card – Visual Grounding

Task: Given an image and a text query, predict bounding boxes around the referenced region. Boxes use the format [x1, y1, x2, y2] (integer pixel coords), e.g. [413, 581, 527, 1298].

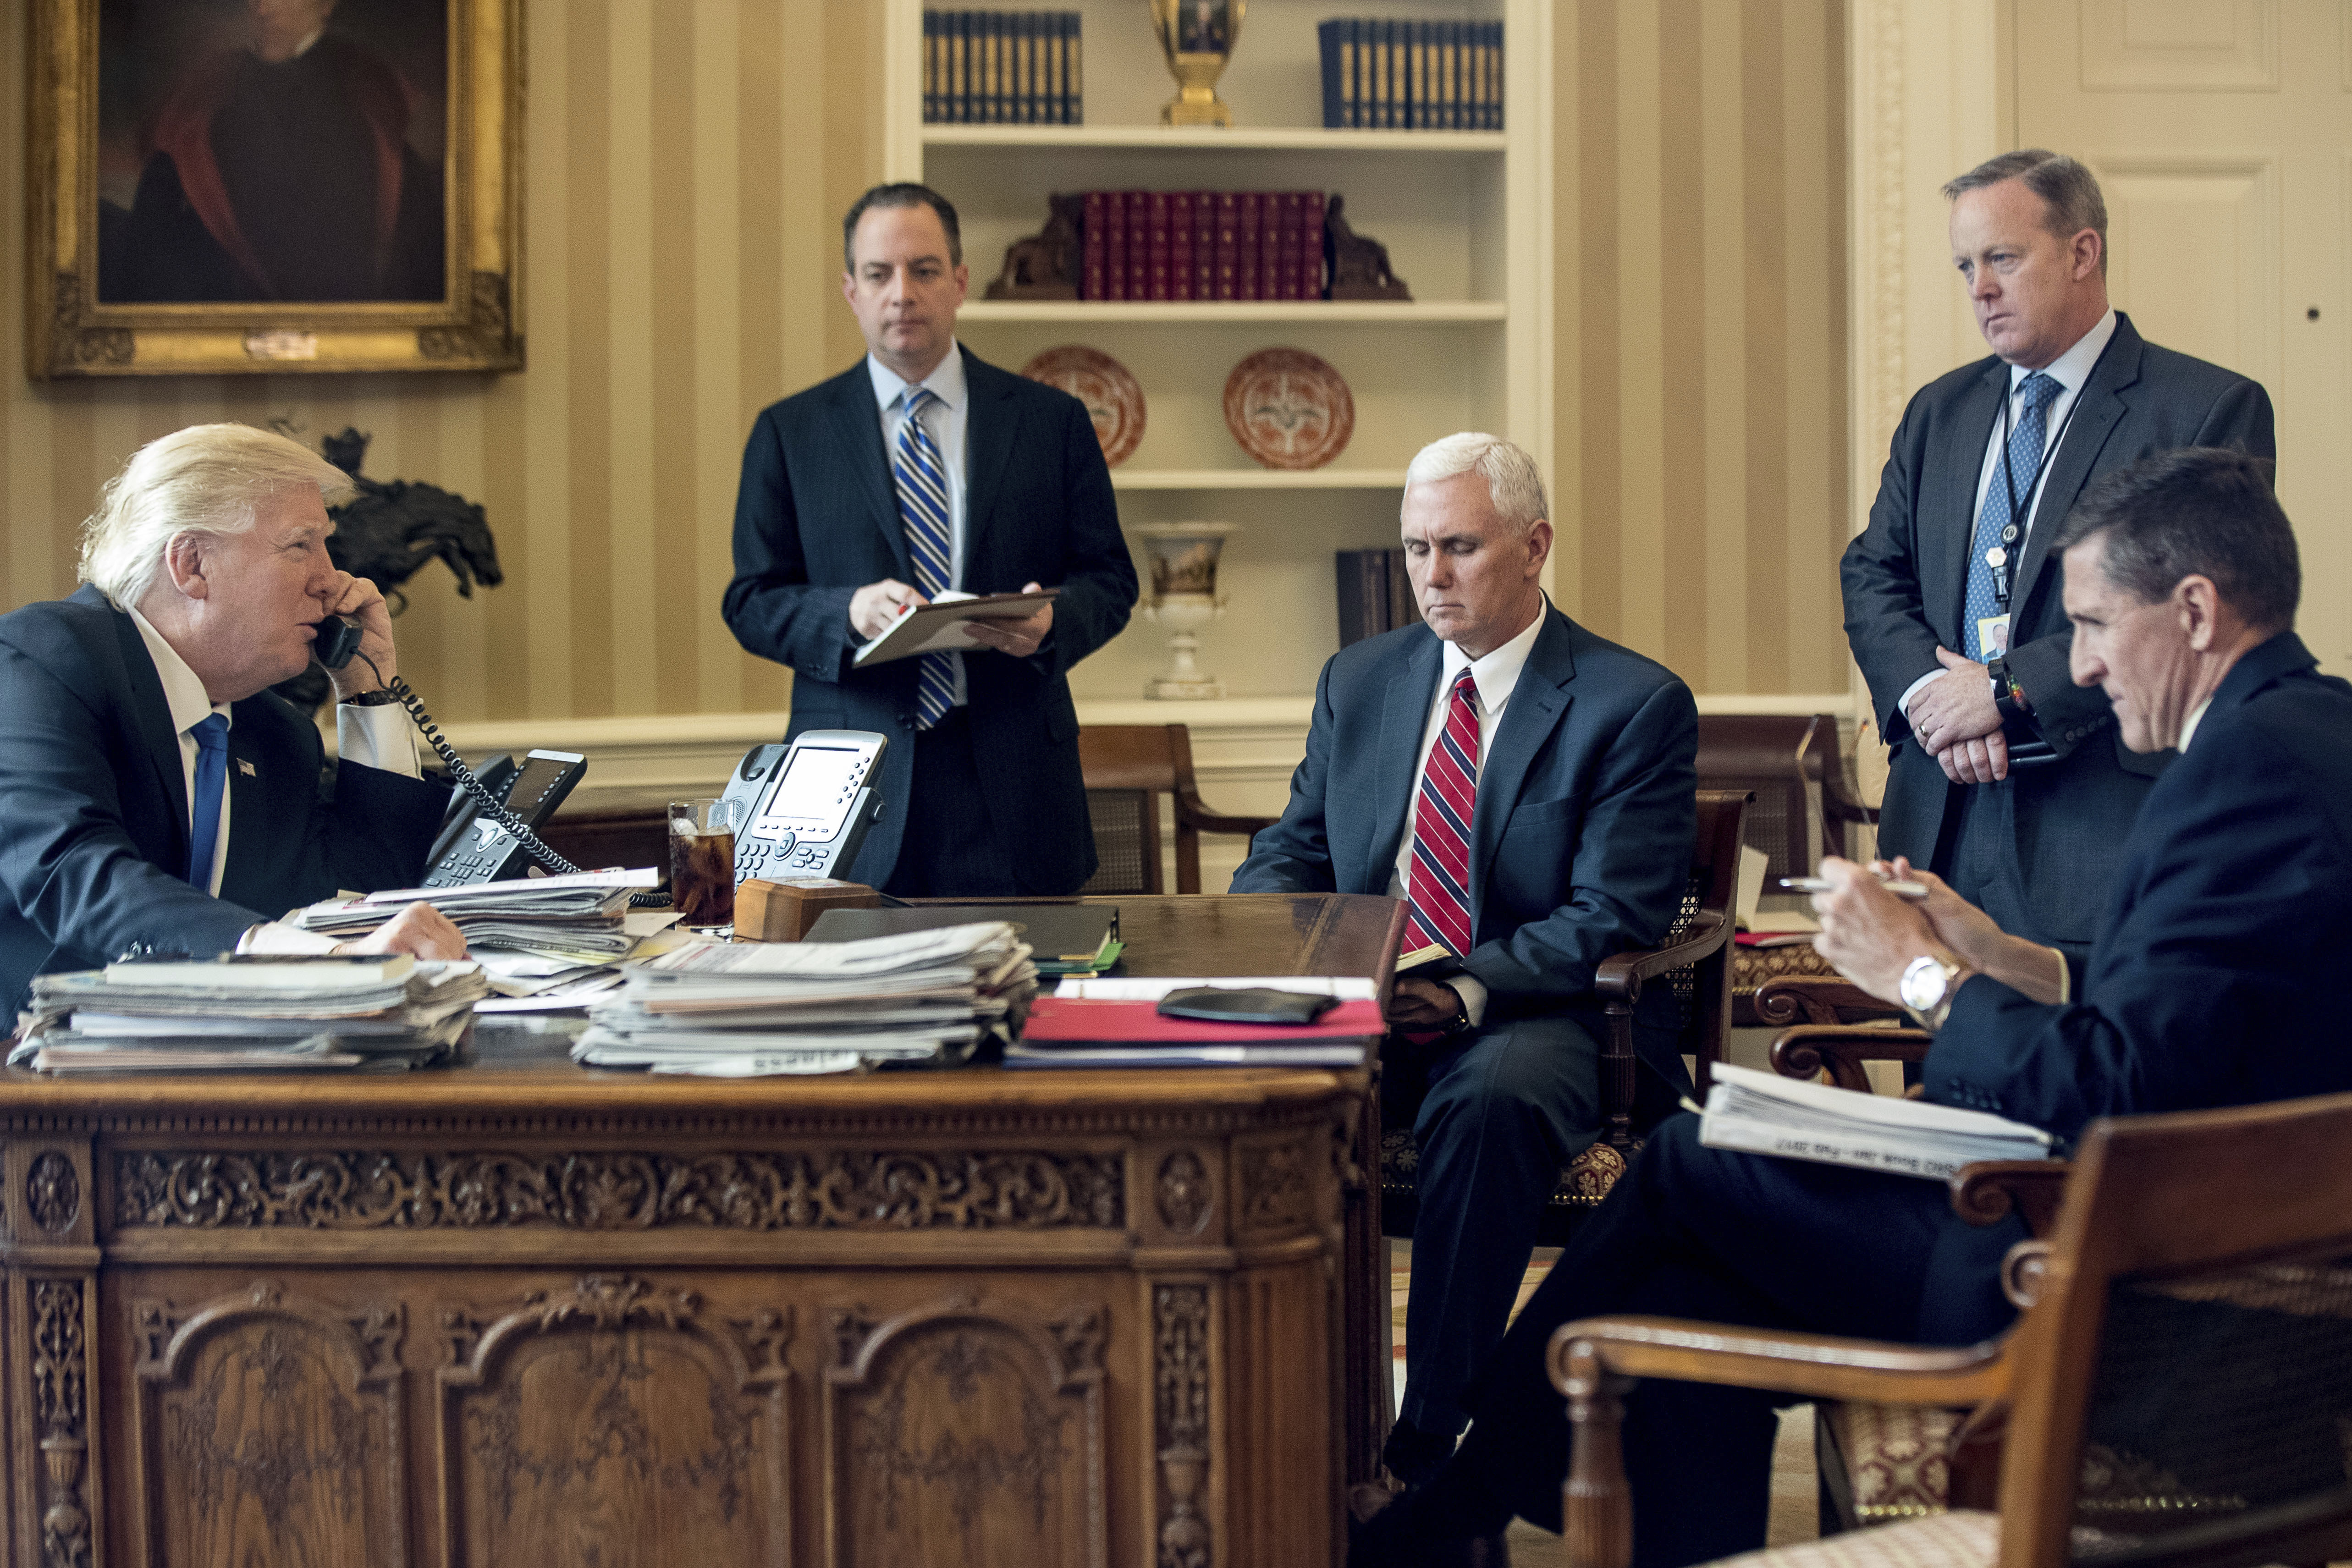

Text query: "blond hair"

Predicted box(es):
[78, 424, 353, 608]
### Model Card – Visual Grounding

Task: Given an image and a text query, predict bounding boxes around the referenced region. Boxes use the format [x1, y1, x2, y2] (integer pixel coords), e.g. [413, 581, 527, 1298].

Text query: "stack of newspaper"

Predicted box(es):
[290, 869, 660, 971]
[573, 921, 1036, 1076]
[1697, 1061, 2058, 1180]
[8, 954, 487, 1074]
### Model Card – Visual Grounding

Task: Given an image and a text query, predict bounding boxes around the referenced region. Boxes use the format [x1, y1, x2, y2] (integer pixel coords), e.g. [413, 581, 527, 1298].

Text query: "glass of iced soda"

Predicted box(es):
[668, 797, 741, 932]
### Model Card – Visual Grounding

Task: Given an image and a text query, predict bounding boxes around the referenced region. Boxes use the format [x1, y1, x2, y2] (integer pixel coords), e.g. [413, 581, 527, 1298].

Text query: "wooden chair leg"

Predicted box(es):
[1559, 1339, 1635, 1568]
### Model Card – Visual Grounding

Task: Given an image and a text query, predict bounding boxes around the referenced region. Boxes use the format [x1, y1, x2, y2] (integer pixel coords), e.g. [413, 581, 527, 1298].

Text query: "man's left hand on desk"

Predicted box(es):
[961, 581, 1054, 659]
[336, 900, 467, 961]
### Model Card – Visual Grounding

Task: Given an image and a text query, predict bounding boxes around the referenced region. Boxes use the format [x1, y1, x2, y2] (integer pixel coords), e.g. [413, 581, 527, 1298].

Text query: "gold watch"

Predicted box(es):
[1898, 952, 1967, 1032]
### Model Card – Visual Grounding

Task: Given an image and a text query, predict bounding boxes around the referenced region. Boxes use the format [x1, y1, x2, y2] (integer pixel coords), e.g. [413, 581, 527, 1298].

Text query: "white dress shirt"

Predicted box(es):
[1900, 308, 2121, 723]
[868, 342, 972, 707]
[2177, 695, 2214, 753]
[124, 604, 419, 946]
[1384, 595, 1551, 1027]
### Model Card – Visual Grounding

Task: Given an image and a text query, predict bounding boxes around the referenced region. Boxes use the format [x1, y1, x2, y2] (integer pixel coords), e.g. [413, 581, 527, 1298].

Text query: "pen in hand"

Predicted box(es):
[1779, 875, 1931, 901]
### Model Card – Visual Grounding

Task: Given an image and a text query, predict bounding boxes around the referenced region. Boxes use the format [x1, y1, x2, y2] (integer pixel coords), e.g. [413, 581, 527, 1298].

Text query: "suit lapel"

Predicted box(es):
[1471, 612, 1575, 931]
[828, 368, 917, 582]
[2010, 317, 2141, 617]
[1369, 633, 1443, 887]
[100, 593, 192, 868]
[960, 353, 1020, 577]
[1928, 361, 2010, 644]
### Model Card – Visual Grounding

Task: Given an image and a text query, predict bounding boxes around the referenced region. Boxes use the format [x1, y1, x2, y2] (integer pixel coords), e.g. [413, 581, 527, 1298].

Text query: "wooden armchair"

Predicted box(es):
[1551, 1090, 2352, 1568]
[1076, 723, 1278, 895]
[1381, 790, 1749, 1247]
[1700, 716, 1879, 1024]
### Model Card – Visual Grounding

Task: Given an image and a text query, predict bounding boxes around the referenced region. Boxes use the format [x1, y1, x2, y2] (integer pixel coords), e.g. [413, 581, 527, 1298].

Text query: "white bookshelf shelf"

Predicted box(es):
[923, 126, 1508, 154]
[1109, 468, 1409, 490]
[959, 300, 1505, 324]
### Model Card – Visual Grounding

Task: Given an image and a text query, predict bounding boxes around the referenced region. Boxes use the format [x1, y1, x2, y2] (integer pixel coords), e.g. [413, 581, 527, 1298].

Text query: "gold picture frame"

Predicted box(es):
[26, 0, 522, 378]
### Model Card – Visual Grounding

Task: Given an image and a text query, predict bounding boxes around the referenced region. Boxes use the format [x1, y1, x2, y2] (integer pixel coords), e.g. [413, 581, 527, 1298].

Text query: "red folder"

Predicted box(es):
[1021, 996, 1386, 1044]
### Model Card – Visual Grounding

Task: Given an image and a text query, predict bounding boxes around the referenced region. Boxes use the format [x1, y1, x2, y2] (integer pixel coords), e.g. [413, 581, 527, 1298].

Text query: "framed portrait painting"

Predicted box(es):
[26, 0, 522, 376]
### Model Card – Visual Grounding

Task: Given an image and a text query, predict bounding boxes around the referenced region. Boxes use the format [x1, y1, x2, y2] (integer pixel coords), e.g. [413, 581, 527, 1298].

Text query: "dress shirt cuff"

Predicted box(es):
[1896, 669, 1941, 725]
[1449, 973, 1489, 1029]
[337, 701, 421, 778]
[2049, 946, 2071, 1005]
[236, 921, 344, 955]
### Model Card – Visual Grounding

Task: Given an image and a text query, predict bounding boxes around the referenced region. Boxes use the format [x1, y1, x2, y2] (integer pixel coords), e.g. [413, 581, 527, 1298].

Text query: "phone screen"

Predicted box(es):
[504, 754, 573, 814]
[754, 745, 868, 837]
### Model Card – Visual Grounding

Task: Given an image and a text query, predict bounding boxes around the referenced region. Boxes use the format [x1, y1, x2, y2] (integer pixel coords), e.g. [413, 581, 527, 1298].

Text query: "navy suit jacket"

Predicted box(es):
[1231, 605, 1698, 1062]
[1912, 631, 2352, 1338]
[0, 586, 446, 1015]
[1842, 313, 2274, 944]
[722, 349, 1137, 893]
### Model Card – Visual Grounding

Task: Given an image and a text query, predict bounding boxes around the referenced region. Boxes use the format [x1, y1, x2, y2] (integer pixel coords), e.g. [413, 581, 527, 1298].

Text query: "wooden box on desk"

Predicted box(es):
[733, 877, 881, 941]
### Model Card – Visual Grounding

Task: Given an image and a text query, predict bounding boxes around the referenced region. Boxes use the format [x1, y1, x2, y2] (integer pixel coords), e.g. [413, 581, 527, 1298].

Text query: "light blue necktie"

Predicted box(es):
[186, 713, 229, 891]
[890, 385, 957, 731]
[1962, 371, 2063, 661]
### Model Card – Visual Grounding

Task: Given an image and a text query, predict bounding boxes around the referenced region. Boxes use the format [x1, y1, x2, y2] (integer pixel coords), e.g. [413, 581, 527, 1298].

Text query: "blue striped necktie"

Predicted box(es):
[890, 385, 956, 730]
[186, 713, 229, 891]
[1962, 371, 2062, 661]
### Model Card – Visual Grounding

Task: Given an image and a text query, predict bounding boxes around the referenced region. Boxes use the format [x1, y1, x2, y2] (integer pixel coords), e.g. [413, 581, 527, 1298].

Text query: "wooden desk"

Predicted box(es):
[0, 892, 1399, 1568]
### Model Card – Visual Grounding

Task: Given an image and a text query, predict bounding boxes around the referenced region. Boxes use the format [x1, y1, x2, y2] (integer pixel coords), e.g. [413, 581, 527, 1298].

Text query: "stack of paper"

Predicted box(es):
[572, 921, 1036, 1076]
[1697, 1062, 2058, 1180]
[290, 869, 661, 967]
[9, 954, 488, 1073]
[805, 904, 1122, 977]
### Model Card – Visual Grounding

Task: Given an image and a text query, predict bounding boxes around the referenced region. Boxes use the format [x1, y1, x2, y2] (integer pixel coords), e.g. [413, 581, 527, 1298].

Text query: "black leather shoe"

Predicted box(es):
[1381, 1415, 1457, 1488]
[1347, 1479, 1512, 1567]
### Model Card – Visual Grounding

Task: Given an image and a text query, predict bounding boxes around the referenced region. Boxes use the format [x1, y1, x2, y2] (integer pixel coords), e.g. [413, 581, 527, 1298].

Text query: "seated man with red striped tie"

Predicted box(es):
[1230, 431, 1699, 1492]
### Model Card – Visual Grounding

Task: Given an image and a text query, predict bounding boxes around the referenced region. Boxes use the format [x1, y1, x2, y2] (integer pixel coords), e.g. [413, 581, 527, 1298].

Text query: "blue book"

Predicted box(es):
[1318, 18, 1341, 129]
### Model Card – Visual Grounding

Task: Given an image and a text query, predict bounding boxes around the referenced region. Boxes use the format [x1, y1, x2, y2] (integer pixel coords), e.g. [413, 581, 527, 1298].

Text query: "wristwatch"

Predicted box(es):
[1441, 986, 1473, 1035]
[1899, 952, 1968, 1032]
[342, 688, 401, 707]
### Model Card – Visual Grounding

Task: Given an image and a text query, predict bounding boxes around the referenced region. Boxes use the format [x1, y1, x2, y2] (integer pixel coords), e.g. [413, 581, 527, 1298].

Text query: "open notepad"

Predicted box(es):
[1697, 1062, 2058, 1180]
[851, 589, 1059, 668]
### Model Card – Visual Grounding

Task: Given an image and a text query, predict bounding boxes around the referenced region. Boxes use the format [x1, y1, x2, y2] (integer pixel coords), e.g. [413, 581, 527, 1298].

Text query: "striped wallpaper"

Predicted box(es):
[1, 0, 1849, 717]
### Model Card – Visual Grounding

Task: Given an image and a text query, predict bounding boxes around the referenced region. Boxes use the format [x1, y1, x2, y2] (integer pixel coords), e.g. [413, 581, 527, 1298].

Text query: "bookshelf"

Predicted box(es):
[883, 0, 1553, 721]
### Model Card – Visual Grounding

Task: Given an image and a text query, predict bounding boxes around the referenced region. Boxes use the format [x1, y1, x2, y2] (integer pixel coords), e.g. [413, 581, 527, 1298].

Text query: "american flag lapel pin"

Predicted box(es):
[236, 759, 257, 778]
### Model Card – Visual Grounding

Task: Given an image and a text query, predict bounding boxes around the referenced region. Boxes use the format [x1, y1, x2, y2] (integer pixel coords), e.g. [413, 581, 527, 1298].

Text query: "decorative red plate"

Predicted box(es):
[1021, 346, 1146, 467]
[1222, 347, 1355, 470]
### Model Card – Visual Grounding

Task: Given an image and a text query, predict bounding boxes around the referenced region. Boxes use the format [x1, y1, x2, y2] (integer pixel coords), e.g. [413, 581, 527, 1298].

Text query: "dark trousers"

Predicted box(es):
[883, 707, 1024, 898]
[1430, 1115, 2013, 1568]
[1390, 1015, 1679, 1436]
[1933, 780, 2094, 964]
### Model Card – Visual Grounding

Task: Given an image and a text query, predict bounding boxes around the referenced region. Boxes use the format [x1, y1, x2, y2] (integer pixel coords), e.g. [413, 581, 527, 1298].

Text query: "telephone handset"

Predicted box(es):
[732, 730, 888, 885]
[315, 615, 589, 886]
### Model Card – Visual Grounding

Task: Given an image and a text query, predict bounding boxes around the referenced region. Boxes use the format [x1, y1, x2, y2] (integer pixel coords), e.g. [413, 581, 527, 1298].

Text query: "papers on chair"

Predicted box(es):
[1736, 845, 1820, 935]
[11, 959, 488, 1073]
[850, 589, 1059, 668]
[571, 921, 1037, 1076]
[1696, 1062, 2057, 1181]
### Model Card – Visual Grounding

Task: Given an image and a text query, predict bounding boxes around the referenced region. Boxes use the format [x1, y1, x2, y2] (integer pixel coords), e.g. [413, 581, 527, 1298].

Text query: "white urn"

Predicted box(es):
[1135, 522, 1240, 700]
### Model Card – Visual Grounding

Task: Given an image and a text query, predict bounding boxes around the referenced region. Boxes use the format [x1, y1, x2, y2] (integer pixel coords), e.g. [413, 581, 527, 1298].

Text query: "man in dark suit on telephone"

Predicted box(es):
[0, 424, 463, 1018]
[1230, 433, 1697, 1491]
[1843, 150, 2273, 957]
[723, 183, 1137, 896]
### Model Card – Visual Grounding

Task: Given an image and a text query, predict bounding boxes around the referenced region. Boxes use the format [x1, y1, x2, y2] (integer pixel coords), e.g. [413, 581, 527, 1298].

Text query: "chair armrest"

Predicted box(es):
[1769, 1024, 1929, 1092]
[1171, 791, 1279, 839]
[1550, 1315, 2013, 1568]
[1753, 974, 1902, 1027]
[1593, 911, 1730, 1005]
[1949, 1160, 2071, 1237]
[1549, 1315, 2013, 1407]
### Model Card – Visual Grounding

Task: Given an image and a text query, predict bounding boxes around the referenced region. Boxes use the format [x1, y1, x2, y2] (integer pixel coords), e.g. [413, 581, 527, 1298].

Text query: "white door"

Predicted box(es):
[2013, 0, 2352, 676]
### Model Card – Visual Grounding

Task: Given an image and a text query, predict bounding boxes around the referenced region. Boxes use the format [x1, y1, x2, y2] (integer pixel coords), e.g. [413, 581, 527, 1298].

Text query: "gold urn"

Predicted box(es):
[1147, 0, 1246, 127]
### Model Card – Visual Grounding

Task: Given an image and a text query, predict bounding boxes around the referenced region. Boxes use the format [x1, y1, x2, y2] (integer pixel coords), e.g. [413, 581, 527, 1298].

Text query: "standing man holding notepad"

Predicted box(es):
[724, 183, 1136, 896]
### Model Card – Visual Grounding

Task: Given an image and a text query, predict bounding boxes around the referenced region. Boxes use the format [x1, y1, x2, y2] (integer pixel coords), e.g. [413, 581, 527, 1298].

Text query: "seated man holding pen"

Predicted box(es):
[1348, 447, 2352, 1567]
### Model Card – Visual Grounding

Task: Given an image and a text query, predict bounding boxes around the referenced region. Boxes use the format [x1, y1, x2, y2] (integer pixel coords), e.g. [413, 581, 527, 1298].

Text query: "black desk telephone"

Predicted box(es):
[316, 617, 586, 886]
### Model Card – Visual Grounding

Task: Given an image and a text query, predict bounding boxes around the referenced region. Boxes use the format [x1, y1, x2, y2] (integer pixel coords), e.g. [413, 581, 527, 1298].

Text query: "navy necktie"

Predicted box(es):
[186, 713, 229, 891]
[1962, 371, 2063, 661]
[890, 385, 957, 731]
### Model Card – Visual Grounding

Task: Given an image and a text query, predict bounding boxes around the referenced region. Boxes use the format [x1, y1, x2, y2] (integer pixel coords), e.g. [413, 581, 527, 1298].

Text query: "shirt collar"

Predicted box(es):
[1440, 592, 1548, 714]
[2177, 694, 2214, 752]
[868, 341, 967, 415]
[123, 604, 232, 735]
[2010, 307, 2117, 398]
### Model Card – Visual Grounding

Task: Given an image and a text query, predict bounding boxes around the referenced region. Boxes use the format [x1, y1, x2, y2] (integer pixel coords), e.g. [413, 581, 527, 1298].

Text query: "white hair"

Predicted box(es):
[78, 424, 355, 609]
[1402, 433, 1549, 534]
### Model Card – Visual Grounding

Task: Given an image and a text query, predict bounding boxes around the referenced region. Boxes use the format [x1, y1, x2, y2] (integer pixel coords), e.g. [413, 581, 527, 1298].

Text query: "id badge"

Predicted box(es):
[1977, 614, 2011, 658]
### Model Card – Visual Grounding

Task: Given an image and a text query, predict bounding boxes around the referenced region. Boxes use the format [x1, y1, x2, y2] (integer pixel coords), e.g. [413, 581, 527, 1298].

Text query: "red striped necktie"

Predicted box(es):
[1405, 667, 1480, 957]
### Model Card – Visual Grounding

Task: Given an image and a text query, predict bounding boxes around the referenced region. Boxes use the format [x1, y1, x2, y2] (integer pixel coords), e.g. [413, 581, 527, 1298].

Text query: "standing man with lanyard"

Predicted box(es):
[1842, 149, 2274, 957]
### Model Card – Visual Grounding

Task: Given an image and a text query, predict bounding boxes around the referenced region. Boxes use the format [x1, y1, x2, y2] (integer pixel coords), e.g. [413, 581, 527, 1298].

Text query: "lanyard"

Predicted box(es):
[1989, 381, 2082, 606]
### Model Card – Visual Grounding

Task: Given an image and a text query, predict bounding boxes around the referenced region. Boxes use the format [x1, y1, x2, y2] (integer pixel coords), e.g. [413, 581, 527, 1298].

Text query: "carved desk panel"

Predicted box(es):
[0, 891, 1403, 1568]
